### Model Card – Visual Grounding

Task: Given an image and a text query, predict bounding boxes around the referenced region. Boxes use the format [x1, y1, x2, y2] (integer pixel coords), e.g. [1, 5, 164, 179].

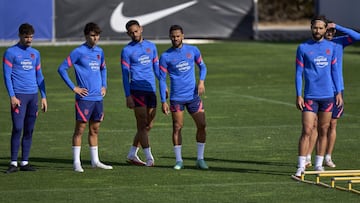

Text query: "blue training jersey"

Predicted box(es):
[2, 43, 46, 98]
[330, 24, 360, 91]
[121, 39, 159, 97]
[159, 44, 207, 102]
[295, 39, 341, 99]
[58, 43, 107, 101]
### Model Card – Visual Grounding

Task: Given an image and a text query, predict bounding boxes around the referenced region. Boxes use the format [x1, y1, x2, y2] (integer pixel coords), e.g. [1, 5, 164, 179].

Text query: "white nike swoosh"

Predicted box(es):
[110, 1, 198, 32]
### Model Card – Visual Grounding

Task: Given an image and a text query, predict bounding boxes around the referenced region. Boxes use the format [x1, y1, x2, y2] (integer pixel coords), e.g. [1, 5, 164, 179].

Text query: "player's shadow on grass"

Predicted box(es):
[0, 156, 128, 171]
[205, 157, 294, 167]
[159, 156, 292, 176]
[161, 156, 293, 167]
[204, 157, 292, 176]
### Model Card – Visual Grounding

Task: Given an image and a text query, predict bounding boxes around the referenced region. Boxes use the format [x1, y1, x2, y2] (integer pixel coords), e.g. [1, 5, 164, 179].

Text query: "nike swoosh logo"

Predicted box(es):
[110, 1, 198, 33]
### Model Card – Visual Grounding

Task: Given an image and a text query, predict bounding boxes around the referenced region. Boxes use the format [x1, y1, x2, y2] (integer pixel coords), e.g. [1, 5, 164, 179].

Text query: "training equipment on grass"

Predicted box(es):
[292, 169, 360, 194]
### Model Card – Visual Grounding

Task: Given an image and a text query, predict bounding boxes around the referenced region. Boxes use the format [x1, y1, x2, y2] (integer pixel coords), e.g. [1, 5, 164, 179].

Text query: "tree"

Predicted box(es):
[258, 0, 314, 22]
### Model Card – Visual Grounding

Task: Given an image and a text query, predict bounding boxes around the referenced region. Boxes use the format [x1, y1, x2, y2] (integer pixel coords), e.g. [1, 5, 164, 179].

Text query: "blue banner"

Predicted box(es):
[0, 0, 52, 41]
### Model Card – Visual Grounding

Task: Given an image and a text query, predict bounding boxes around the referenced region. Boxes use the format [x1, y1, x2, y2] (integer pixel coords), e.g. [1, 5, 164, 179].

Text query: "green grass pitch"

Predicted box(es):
[0, 41, 360, 202]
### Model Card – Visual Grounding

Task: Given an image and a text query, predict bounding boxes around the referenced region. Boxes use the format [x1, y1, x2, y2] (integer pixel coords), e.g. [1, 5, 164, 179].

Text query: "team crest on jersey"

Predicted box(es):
[30, 53, 35, 59]
[97, 54, 100, 60]
[186, 53, 192, 59]
[146, 48, 151, 53]
[326, 49, 331, 55]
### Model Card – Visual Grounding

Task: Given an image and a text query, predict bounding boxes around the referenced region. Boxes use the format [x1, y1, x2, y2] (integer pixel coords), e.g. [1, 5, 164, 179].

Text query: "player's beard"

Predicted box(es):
[172, 40, 182, 48]
[19, 39, 32, 47]
[24, 41, 32, 47]
[132, 35, 142, 43]
[312, 32, 324, 41]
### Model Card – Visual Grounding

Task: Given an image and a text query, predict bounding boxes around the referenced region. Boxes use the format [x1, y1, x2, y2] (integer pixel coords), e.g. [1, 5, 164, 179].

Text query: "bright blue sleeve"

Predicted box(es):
[330, 48, 341, 94]
[152, 45, 160, 80]
[295, 45, 304, 97]
[194, 47, 207, 81]
[335, 24, 360, 44]
[159, 54, 168, 103]
[100, 51, 107, 88]
[3, 50, 16, 97]
[121, 48, 131, 97]
[58, 54, 76, 91]
[35, 55, 46, 98]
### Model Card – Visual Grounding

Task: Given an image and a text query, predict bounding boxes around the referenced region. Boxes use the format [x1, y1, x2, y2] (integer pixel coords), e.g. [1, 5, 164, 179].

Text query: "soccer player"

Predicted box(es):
[159, 24, 208, 170]
[305, 21, 360, 168]
[2, 23, 47, 173]
[294, 16, 343, 177]
[121, 20, 159, 167]
[58, 22, 112, 172]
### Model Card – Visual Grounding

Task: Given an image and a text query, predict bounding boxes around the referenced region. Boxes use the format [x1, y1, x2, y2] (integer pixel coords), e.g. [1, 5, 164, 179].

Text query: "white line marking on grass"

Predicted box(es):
[240, 95, 293, 107]
[241, 95, 360, 118]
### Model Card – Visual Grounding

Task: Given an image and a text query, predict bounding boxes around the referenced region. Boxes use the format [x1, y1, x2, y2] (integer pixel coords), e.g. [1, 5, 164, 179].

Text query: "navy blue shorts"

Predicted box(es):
[131, 90, 157, 108]
[303, 98, 334, 113]
[170, 95, 204, 114]
[75, 100, 104, 122]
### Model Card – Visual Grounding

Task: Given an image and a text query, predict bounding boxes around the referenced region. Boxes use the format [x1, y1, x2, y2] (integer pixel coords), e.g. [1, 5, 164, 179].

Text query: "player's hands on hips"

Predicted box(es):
[41, 98, 48, 112]
[73, 86, 88, 97]
[10, 96, 21, 109]
[126, 96, 135, 109]
[296, 96, 305, 111]
[162, 102, 170, 115]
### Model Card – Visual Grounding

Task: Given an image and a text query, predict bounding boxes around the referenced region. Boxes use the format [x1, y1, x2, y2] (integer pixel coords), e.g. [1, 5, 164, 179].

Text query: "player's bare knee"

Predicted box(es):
[173, 122, 183, 132]
[302, 127, 313, 136]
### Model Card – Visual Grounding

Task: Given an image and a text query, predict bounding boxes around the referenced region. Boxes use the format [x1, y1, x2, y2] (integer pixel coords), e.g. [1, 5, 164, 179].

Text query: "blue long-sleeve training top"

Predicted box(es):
[295, 39, 341, 99]
[159, 44, 207, 102]
[3, 43, 46, 98]
[58, 43, 107, 101]
[121, 40, 160, 97]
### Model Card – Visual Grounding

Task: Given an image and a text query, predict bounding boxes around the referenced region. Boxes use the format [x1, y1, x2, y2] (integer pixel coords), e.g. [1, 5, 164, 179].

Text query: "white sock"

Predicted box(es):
[174, 145, 182, 162]
[306, 154, 311, 162]
[72, 146, 81, 164]
[143, 147, 154, 160]
[325, 154, 331, 162]
[197, 142, 205, 160]
[315, 155, 324, 167]
[10, 161, 18, 167]
[90, 146, 100, 165]
[21, 161, 29, 166]
[298, 156, 306, 169]
[128, 146, 139, 158]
